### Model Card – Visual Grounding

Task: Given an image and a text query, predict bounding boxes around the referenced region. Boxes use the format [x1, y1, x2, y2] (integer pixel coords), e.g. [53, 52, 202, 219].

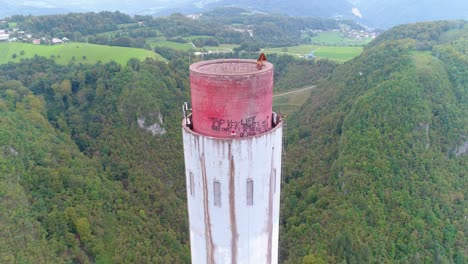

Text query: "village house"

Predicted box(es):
[32, 39, 41, 44]
[0, 30, 9, 41]
[186, 14, 202, 20]
[51, 38, 63, 44]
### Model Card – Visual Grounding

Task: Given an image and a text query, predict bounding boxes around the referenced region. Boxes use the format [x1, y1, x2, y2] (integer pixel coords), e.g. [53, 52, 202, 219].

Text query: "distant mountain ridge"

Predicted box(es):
[1, 0, 467, 29]
[201, 0, 468, 28]
[201, 0, 353, 18]
[0, 0, 72, 18]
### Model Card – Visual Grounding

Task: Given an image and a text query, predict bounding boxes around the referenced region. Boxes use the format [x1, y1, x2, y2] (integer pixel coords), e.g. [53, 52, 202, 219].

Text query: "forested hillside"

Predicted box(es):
[202, 1, 353, 21]
[0, 57, 191, 263]
[280, 20, 467, 263]
[0, 51, 334, 262]
[0, 19, 466, 263]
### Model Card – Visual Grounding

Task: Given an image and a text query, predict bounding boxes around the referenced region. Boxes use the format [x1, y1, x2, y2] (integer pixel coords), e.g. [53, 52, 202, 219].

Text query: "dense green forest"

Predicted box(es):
[0, 57, 192, 263]
[0, 18, 466, 264]
[0, 51, 333, 262]
[280, 20, 467, 263]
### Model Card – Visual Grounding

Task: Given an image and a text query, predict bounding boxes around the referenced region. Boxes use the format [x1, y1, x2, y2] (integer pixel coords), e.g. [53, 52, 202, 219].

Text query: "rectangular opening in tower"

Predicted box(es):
[271, 169, 276, 194]
[246, 179, 253, 206]
[189, 171, 195, 196]
[213, 180, 221, 207]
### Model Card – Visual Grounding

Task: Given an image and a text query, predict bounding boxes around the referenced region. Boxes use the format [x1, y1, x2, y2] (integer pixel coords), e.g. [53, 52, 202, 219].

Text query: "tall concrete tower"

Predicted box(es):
[182, 59, 282, 264]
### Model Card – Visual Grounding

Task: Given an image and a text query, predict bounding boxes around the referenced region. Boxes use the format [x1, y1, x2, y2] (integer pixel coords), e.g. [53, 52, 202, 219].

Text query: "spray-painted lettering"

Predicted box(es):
[210, 116, 270, 137]
[211, 118, 225, 131]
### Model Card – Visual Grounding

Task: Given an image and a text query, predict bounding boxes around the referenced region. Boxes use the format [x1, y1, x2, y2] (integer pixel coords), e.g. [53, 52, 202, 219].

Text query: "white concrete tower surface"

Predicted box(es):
[182, 59, 283, 264]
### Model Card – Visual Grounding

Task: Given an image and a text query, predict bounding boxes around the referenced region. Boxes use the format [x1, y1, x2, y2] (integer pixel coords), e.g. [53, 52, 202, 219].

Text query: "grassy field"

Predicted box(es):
[149, 33, 360, 62]
[273, 87, 313, 117]
[148, 38, 194, 51]
[0, 42, 165, 65]
[117, 23, 139, 29]
[94, 27, 163, 38]
[265, 45, 363, 62]
[149, 37, 238, 52]
[306, 31, 373, 46]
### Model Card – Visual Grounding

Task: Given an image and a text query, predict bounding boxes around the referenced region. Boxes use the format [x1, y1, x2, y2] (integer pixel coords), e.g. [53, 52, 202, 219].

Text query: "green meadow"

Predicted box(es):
[306, 31, 374, 46]
[149, 39, 194, 51]
[265, 45, 363, 62]
[0, 42, 165, 65]
[149, 36, 238, 52]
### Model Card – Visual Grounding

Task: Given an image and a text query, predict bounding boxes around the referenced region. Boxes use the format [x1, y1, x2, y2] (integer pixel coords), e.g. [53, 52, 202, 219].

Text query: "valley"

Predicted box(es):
[0, 6, 466, 264]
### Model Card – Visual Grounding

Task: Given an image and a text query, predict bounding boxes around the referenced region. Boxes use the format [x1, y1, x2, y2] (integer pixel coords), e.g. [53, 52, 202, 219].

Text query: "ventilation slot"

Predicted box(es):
[189, 171, 194, 196]
[213, 180, 221, 207]
[271, 168, 276, 194]
[246, 179, 253, 206]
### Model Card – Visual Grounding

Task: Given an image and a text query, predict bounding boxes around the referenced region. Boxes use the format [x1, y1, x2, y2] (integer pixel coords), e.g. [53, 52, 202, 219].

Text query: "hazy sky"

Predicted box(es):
[20, 0, 198, 10]
[0, 0, 210, 17]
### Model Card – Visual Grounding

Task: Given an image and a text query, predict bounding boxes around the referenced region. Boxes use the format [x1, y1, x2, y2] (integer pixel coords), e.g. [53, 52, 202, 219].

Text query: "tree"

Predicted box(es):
[75, 217, 92, 242]
[303, 254, 326, 264]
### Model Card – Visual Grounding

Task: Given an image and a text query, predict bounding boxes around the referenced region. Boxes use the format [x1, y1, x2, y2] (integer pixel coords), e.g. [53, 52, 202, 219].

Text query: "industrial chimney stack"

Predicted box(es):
[182, 59, 283, 263]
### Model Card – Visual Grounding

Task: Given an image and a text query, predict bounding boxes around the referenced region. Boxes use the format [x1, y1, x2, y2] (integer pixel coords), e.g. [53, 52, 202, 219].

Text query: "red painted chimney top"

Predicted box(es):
[189, 59, 274, 138]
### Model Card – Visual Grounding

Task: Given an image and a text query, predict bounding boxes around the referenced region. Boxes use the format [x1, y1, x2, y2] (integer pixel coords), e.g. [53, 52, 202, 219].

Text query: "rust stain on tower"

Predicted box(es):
[183, 59, 282, 263]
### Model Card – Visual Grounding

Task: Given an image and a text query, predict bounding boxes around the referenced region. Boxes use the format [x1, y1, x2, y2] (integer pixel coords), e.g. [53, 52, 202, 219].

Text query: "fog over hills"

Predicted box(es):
[1, 0, 466, 29]
[0, 0, 72, 17]
[200, 0, 353, 18]
[351, 0, 468, 28]
[0, 0, 192, 18]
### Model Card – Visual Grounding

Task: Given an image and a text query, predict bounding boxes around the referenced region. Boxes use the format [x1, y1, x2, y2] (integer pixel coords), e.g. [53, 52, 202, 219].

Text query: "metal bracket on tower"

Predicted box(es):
[183, 102, 192, 127]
